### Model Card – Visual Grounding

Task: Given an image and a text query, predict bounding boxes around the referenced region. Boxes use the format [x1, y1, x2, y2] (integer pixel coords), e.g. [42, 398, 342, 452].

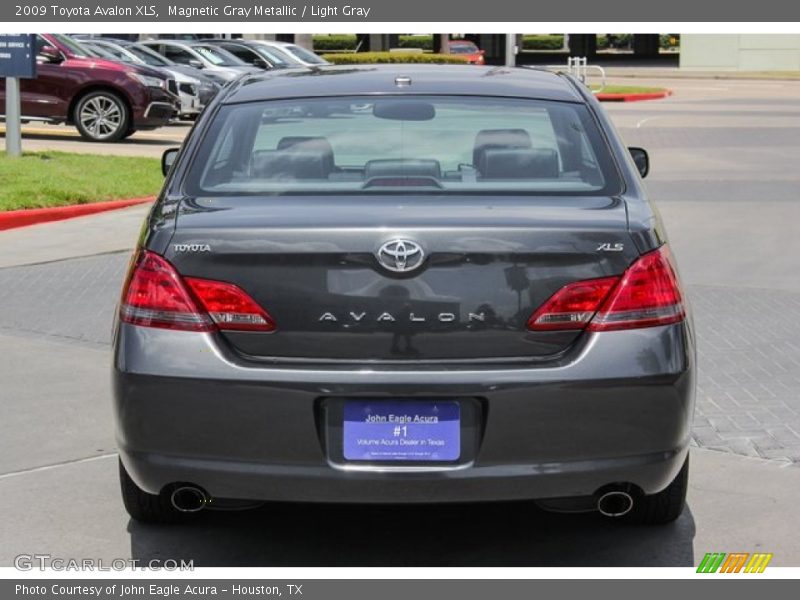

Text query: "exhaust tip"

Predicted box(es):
[596, 490, 634, 518]
[170, 485, 208, 513]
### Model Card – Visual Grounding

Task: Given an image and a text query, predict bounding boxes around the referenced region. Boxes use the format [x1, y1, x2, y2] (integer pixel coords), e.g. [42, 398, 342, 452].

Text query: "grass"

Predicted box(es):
[0, 151, 162, 211]
[592, 85, 668, 94]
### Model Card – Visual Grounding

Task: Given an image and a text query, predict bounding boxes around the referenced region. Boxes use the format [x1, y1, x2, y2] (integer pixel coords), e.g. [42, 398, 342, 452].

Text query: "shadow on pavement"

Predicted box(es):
[128, 500, 695, 566]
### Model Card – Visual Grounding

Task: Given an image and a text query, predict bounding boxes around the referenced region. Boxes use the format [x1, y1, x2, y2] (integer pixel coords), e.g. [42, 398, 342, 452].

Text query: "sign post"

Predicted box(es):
[0, 34, 37, 157]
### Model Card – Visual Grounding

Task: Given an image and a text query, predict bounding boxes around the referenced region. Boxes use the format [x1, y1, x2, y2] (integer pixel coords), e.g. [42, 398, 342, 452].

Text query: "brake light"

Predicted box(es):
[588, 246, 684, 331]
[185, 277, 276, 332]
[527, 246, 685, 333]
[120, 250, 275, 333]
[527, 276, 619, 331]
[120, 251, 212, 331]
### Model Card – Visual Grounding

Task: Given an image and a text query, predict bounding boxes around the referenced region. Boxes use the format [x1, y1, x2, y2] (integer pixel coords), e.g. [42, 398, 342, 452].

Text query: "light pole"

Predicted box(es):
[505, 34, 516, 66]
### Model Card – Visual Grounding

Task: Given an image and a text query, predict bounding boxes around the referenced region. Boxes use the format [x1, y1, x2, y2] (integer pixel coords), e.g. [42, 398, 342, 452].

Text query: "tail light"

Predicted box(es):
[120, 250, 276, 333]
[184, 277, 275, 332]
[527, 276, 618, 331]
[527, 246, 685, 333]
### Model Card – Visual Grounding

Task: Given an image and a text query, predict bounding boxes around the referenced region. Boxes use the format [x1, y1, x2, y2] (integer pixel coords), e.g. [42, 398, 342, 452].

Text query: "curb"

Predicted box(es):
[0, 197, 154, 232]
[596, 90, 673, 102]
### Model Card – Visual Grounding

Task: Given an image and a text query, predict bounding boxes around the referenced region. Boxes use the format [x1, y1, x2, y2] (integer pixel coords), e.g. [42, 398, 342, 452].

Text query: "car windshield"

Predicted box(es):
[252, 46, 293, 67]
[191, 45, 243, 66]
[81, 43, 118, 60]
[184, 95, 621, 197]
[449, 43, 479, 54]
[94, 43, 138, 63]
[128, 44, 172, 67]
[52, 34, 92, 58]
[257, 44, 298, 65]
[283, 44, 328, 65]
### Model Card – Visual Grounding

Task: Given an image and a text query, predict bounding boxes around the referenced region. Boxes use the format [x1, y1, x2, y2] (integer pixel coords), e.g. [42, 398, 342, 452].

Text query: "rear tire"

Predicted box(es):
[624, 455, 689, 525]
[119, 459, 186, 524]
[74, 91, 130, 142]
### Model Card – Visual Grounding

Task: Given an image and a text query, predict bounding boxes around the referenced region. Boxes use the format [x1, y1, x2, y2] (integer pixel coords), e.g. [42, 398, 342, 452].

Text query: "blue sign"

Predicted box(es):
[0, 34, 36, 79]
[343, 400, 461, 461]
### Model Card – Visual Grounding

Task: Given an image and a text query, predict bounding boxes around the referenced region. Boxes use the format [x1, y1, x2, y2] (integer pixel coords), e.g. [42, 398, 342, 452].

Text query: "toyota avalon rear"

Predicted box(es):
[112, 66, 694, 526]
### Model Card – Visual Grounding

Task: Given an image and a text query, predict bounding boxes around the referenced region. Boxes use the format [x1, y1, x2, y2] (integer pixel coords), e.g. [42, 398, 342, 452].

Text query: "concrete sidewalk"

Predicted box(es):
[603, 67, 800, 81]
[0, 204, 149, 268]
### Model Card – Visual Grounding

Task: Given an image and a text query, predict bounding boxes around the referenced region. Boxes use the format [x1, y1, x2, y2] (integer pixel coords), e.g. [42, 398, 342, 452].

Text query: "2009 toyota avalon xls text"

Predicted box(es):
[112, 65, 695, 525]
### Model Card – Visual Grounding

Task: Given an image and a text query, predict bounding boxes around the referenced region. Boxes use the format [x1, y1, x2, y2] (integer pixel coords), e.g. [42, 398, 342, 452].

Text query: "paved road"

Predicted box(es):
[1, 77, 799, 566]
[0, 121, 189, 157]
[605, 77, 800, 462]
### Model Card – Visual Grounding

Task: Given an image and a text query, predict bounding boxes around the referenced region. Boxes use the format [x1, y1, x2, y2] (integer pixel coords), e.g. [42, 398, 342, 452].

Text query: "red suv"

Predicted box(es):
[0, 34, 179, 142]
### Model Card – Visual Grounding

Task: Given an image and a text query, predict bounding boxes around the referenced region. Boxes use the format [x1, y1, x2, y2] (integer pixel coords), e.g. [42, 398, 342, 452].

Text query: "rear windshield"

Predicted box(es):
[184, 95, 621, 196]
[449, 43, 479, 54]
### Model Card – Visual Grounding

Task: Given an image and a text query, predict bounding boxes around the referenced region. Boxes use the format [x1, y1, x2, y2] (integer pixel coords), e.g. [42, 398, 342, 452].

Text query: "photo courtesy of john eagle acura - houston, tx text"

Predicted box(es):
[112, 64, 695, 526]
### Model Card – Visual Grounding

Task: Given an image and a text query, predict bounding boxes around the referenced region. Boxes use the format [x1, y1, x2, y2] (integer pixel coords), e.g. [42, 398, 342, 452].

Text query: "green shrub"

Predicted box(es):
[322, 52, 468, 65]
[660, 34, 680, 49]
[313, 34, 358, 52]
[313, 34, 437, 53]
[597, 34, 633, 49]
[398, 35, 433, 51]
[521, 35, 564, 51]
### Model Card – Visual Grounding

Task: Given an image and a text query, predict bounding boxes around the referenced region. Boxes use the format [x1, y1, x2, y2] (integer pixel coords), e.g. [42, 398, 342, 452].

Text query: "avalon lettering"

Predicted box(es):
[318, 312, 485, 323]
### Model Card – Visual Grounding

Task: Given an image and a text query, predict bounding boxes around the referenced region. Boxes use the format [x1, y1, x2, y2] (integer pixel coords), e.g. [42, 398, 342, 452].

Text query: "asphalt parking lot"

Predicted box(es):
[1, 77, 799, 567]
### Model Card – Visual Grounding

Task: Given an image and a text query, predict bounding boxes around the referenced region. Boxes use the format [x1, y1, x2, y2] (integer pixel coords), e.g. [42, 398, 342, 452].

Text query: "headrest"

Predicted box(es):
[477, 148, 559, 179]
[251, 150, 330, 180]
[277, 136, 335, 172]
[473, 128, 532, 166]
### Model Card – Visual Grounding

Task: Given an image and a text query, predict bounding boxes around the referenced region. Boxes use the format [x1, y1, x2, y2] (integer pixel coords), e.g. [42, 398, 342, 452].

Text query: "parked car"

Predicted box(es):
[230, 39, 331, 67]
[202, 39, 304, 70]
[74, 37, 218, 120]
[109, 39, 228, 90]
[448, 40, 486, 64]
[114, 65, 694, 526]
[139, 40, 260, 82]
[0, 34, 179, 141]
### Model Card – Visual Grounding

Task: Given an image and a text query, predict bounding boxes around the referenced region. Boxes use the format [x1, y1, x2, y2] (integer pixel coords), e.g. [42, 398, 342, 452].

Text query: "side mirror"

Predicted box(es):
[253, 58, 269, 69]
[37, 45, 63, 64]
[162, 148, 179, 176]
[188, 59, 204, 69]
[628, 147, 649, 178]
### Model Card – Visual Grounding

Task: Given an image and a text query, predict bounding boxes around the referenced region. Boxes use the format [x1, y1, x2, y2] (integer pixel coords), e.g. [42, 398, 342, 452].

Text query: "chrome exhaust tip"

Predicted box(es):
[170, 485, 208, 513]
[596, 490, 634, 518]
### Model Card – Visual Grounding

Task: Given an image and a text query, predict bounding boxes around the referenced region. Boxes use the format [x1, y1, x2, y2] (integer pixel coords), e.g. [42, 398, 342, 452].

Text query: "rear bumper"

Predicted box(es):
[112, 322, 695, 503]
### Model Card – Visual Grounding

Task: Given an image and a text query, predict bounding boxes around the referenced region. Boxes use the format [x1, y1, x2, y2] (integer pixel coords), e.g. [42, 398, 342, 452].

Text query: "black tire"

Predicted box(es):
[73, 91, 130, 142]
[119, 459, 185, 524]
[121, 127, 137, 139]
[624, 455, 689, 525]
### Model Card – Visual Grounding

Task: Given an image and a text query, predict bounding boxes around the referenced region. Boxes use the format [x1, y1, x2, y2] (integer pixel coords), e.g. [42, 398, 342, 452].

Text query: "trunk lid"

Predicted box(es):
[165, 195, 635, 362]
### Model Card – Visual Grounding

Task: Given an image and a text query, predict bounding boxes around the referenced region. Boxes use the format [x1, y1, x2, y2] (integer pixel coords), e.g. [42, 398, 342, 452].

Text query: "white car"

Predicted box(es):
[243, 40, 331, 67]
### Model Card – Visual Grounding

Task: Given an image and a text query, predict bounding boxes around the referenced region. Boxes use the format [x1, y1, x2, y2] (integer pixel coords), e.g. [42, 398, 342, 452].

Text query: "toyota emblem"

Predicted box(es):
[377, 239, 425, 273]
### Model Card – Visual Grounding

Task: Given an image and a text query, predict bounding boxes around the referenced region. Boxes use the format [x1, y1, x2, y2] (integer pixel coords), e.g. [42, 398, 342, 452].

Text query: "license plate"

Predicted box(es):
[343, 400, 460, 462]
